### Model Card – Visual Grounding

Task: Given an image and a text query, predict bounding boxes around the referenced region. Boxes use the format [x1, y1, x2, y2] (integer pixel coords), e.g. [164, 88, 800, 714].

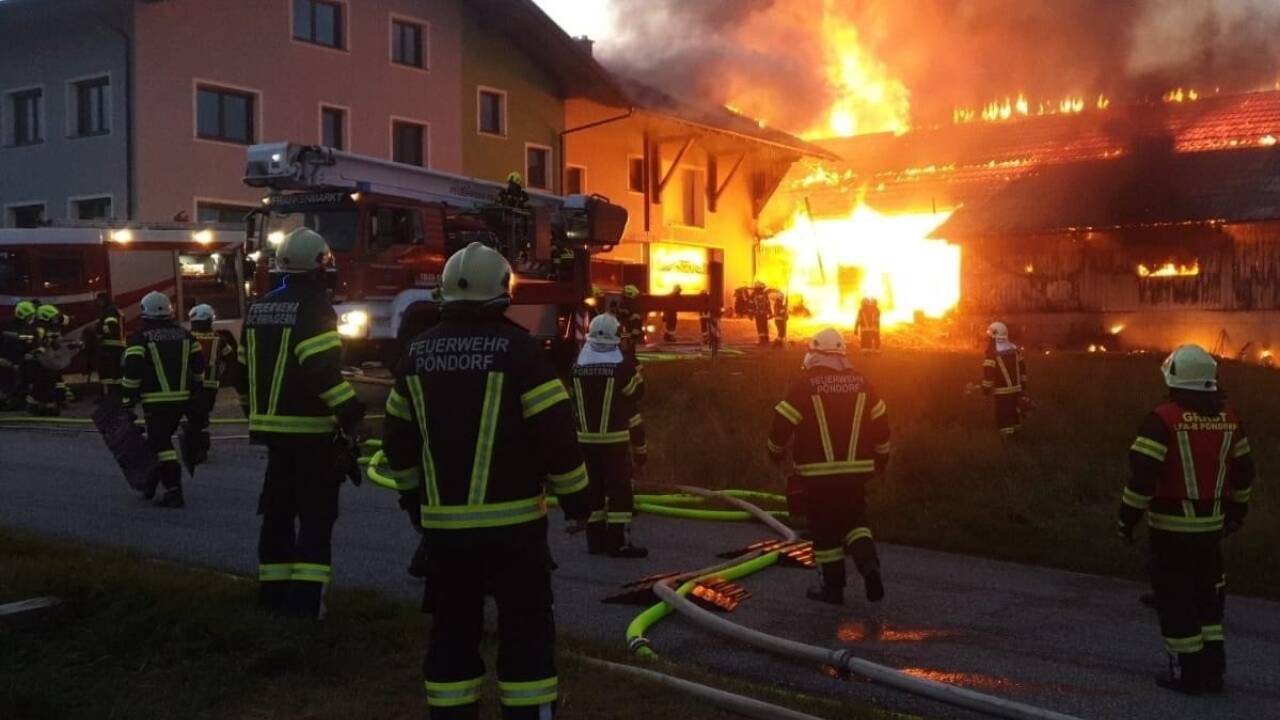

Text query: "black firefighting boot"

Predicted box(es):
[1203, 641, 1226, 694]
[1156, 652, 1205, 696]
[585, 521, 609, 555]
[805, 583, 844, 605]
[502, 701, 556, 720]
[1139, 592, 1158, 609]
[607, 523, 648, 559]
[154, 464, 184, 508]
[408, 534, 430, 578]
[155, 487, 185, 508]
[141, 466, 161, 501]
[862, 568, 885, 603]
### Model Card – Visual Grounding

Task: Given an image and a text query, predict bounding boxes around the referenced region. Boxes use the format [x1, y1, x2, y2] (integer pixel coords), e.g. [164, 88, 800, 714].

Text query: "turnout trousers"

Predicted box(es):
[859, 330, 881, 352]
[582, 443, 636, 554]
[97, 345, 123, 395]
[754, 314, 770, 345]
[142, 402, 192, 495]
[804, 473, 879, 590]
[1150, 529, 1226, 687]
[424, 519, 558, 720]
[184, 386, 217, 464]
[993, 392, 1022, 436]
[257, 439, 340, 619]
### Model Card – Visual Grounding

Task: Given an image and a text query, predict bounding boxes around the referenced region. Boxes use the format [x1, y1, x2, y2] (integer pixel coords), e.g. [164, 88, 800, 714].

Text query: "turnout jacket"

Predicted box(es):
[97, 306, 125, 349]
[855, 304, 880, 333]
[121, 320, 206, 406]
[571, 352, 646, 454]
[768, 366, 891, 477]
[234, 275, 363, 438]
[1121, 394, 1255, 534]
[381, 305, 590, 529]
[982, 345, 1026, 395]
[192, 329, 237, 389]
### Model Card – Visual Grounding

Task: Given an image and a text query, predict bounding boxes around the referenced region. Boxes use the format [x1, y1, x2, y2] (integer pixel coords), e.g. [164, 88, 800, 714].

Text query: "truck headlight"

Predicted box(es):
[338, 310, 369, 338]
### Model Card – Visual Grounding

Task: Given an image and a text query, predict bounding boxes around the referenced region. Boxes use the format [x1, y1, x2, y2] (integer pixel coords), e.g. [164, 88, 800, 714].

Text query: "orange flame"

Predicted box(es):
[1137, 261, 1199, 278]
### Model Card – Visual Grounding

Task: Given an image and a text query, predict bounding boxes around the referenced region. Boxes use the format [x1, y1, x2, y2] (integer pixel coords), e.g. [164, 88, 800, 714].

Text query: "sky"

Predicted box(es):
[532, 0, 616, 42]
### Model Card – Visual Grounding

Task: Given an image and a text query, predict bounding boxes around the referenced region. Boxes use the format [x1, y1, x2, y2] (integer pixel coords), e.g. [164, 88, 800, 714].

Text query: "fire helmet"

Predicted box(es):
[754, 280, 766, 290]
[623, 284, 640, 299]
[1162, 344, 1218, 392]
[587, 313, 622, 346]
[987, 321, 1009, 341]
[140, 291, 173, 319]
[441, 242, 512, 306]
[14, 300, 36, 321]
[507, 171, 524, 186]
[188, 304, 216, 322]
[36, 304, 61, 323]
[276, 228, 332, 274]
[809, 327, 847, 355]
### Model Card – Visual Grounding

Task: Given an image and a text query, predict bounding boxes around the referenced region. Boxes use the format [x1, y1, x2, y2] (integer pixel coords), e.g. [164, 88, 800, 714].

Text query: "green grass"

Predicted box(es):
[0, 529, 905, 720]
[638, 349, 1278, 599]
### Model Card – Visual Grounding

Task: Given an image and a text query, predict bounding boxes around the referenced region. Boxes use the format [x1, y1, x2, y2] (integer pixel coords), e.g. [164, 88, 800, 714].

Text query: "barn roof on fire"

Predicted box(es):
[931, 147, 1280, 239]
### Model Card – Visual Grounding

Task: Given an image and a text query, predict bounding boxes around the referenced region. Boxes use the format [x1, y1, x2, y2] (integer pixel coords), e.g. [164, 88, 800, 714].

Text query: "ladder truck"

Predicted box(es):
[242, 142, 628, 365]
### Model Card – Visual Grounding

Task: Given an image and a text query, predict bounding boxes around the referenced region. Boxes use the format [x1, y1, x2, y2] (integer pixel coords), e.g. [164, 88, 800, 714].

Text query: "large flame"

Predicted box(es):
[759, 199, 958, 330]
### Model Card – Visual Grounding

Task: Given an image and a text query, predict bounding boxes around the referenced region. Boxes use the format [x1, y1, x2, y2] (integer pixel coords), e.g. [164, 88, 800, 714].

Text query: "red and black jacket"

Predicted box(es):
[768, 367, 890, 477]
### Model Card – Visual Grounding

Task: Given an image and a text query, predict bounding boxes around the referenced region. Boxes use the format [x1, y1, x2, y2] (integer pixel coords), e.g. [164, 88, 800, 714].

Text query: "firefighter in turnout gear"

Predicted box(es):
[662, 285, 681, 343]
[1, 300, 40, 409]
[768, 287, 789, 347]
[186, 304, 237, 467]
[982, 321, 1027, 437]
[234, 228, 366, 619]
[1118, 345, 1254, 695]
[497, 171, 530, 209]
[750, 281, 771, 346]
[855, 298, 881, 352]
[381, 241, 590, 720]
[769, 328, 889, 605]
[615, 284, 645, 358]
[572, 313, 648, 558]
[29, 304, 65, 414]
[120, 291, 207, 507]
[94, 293, 125, 397]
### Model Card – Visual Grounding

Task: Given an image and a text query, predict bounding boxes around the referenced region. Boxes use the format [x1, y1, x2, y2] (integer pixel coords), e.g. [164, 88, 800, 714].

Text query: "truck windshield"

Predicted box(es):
[269, 210, 358, 252]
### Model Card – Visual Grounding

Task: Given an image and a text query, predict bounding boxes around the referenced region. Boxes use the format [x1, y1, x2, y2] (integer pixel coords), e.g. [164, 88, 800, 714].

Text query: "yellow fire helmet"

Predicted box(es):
[623, 284, 640, 299]
[506, 171, 524, 186]
[36, 304, 61, 323]
[276, 228, 332, 274]
[140, 291, 173, 319]
[809, 327, 847, 355]
[14, 300, 36, 320]
[441, 242, 512, 306]
[1162, 344, 1218, 392]
[587, 313, 622, 346]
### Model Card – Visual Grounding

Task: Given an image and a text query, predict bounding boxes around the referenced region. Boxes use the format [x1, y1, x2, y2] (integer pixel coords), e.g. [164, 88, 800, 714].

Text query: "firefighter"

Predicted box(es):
[750, 281, 771, 346]
[94, 293, 125, 398]
[616, 284, 645, 357]
[120, 291, 206, 507]
[769, 287, 789, 347]
[27, 304, 64, 415]
[855, 298, 881, 352]
[1, 300, 40, 409]
[572, 313, 648, 558]
[1119, 345, 1254, 694]
[497, 171, 530, 209]
[981, 321, 1027, 438]
[187, 303, 237, 466]
[234, 228, 366, 619]
[662, 285, 681, 343]
[768, 328, 889, 605]
[381, 241, 590, 720]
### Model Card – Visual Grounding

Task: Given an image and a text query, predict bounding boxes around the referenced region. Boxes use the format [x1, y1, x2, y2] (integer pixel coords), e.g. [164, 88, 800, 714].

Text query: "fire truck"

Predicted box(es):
[242, 143, 628, 363]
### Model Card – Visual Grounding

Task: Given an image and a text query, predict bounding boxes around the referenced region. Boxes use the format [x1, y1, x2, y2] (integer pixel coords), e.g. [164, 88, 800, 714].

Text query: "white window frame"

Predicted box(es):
[475, 85, 508, 138]
[5, 200, 47, 228]
[65, 72, 112, 139]
[192, 78, 263, 148]
[66, 193, 115, 222]
[193, 197, 258, 225]
[389, 115, 431, 168]
[290, 0, 351, 54]
[524, 143, 554, 192]
[388, 13, 431, 71]
[318, 102, 350, 150]
[5, 84, 46, 147]
[626, 154, 646, 195]
[677, 165, 707, 229]
[565, 164, 587, 195]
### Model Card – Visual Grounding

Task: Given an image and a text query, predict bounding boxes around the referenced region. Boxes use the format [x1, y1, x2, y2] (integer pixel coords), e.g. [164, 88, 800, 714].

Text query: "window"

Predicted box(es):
[370, 206, 424, 251]
[526, 145, 551, 191]
[627, 156, 645, 194]
[477, 88, 506, 136]
[392, 120, 426, 166]
[293, 0, 343, 49]
[321, 106, 346, 150]
[197, 85, 255, 144]
[38, 250, 86, 292]
[196, 202, 253, 225]
[8, 203, 44, 228]
[73, 76, 110, 136]
[391, 19, 425, 68]
[566, 166, 585, 195]
[72, 196, 112, 220]
[0, 250, 30, 293]
[11, 89, 43, 145]
[680, 168, 706, 227]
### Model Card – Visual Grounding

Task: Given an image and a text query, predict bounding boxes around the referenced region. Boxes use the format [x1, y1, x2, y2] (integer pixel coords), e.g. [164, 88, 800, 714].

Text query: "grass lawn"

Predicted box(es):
[0, 529, 907, 720]
[638, 349, 1277, 599]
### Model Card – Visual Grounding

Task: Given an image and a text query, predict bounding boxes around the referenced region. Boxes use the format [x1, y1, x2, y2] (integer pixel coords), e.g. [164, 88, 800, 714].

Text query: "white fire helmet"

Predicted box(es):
[188, 304, 216, 322]
[809, 327, 847, 355]
[987, 321, 1009, 341]
[587, 313, 622, 346]
[440, 242, 512, 305]
[276, 228, 332, 274]
[1162, 344, 1218, 392]
[140, 291, 174, 319]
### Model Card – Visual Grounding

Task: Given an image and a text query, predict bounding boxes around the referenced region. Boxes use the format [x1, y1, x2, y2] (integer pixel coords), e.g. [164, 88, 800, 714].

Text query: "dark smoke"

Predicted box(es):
[597, 0, 1280, 134]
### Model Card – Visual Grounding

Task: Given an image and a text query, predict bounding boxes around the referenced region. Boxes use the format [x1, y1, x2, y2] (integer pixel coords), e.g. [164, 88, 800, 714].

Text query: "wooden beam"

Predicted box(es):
[656, 137, 695, 197]
[710, 153, 745, 209]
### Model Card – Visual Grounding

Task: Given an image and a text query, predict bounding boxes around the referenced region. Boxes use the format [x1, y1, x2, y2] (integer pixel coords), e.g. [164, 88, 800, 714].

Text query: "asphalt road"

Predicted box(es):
[2, 410, 1278, 720]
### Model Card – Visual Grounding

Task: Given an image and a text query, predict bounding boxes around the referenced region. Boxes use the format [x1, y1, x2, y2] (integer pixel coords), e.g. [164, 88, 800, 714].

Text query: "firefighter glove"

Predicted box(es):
[1116, 520, 1136, 545]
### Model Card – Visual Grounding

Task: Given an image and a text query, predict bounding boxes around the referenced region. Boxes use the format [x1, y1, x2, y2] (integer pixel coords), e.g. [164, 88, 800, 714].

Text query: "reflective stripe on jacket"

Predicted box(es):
[768, 367, 890, 476]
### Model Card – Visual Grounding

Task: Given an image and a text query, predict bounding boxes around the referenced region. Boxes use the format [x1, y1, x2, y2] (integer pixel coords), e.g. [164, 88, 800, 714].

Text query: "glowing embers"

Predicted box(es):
[836, 620, 963, 644]
[1136, 261, 1199, 278]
